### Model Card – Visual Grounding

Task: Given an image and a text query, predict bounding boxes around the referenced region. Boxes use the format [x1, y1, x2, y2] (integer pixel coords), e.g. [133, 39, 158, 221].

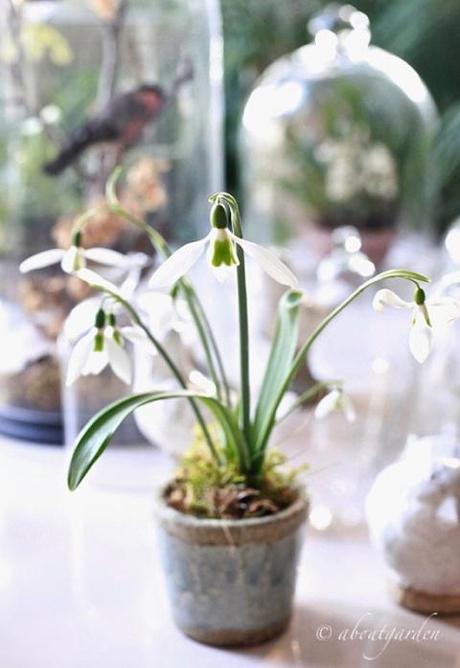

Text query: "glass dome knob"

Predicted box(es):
[308, 3, 371, 58]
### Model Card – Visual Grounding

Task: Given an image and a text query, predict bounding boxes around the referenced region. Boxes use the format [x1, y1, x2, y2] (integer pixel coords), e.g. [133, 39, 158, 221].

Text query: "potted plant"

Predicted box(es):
[20, 172, 444, 646]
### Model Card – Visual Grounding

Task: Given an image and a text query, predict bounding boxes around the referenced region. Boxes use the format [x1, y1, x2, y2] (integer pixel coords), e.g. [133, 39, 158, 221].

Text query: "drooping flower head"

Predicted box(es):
[20, 228, 129, 276]
[66, 307, 148, 386]
[315, 387, 356, 422]
[149, 197, 297, 290]
[373, 286, 460, 363]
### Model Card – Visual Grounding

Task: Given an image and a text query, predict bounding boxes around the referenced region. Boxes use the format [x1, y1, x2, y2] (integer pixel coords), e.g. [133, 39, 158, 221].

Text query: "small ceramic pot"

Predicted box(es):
[155, 489, 308, 646]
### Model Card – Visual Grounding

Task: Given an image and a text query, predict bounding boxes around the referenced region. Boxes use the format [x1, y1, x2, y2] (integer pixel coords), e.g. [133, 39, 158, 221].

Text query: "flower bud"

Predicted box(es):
[94, 308, 106, 329]
[210, 203, 228, 230]
[414, 287, 426, 305]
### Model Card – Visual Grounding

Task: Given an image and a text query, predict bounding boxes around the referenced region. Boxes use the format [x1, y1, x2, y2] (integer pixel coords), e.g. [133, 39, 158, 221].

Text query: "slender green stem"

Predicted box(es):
[192, 296, 232, 406]
[108, 291, 220, 464]
[255, 269, 430, 455]
[220, 196, 252, 450]
[105, 170, 231, 404]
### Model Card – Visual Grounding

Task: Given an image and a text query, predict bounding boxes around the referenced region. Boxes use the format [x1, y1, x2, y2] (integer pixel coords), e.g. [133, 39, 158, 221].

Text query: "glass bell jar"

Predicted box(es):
[241, 3, 437, 269]
[0, 0, 223, 442]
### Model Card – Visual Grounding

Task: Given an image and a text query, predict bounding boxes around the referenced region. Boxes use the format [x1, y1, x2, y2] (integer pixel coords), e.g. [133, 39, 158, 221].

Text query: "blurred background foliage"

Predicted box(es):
[221, 0, 460, 234]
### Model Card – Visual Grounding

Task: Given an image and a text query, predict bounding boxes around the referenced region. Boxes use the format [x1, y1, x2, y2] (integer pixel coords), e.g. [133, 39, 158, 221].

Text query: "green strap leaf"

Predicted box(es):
[253, 290, 303, 453]
[68, 391, 248, 490]
[254, 269, 430, 457]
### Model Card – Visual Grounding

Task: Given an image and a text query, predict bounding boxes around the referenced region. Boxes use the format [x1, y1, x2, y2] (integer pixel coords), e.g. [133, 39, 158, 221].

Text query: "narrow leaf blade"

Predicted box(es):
[68, 391, 246, 490]
[253, 290, 303, 450]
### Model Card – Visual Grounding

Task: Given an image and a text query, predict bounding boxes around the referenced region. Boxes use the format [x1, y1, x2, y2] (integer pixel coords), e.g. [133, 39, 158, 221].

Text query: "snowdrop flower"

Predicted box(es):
[149, 202, 297, 289]
[373, 287, 460, 364]
[137, 292, 190, 341]
[66, 309, 148, 386]
[64, 254, 150, 343]
[19, 231, 128, 276]
[315, 387, 356, 422]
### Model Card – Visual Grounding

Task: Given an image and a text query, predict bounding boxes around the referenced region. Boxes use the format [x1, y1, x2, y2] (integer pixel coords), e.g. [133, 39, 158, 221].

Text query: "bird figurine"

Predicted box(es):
[43, 67, 192, 176]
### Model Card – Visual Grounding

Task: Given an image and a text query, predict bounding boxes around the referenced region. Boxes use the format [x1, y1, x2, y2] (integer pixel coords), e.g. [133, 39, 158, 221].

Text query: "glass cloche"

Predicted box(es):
[241, 3, 437, 266]
[0, 0, 223, 442]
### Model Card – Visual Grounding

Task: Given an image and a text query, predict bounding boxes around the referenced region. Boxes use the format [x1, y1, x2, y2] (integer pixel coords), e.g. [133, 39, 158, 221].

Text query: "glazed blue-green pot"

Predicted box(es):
[155, 489, 308, 646]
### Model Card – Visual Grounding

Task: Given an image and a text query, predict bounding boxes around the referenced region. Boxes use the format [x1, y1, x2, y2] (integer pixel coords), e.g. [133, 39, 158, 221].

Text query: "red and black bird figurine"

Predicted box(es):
[43, 68, 192, 176]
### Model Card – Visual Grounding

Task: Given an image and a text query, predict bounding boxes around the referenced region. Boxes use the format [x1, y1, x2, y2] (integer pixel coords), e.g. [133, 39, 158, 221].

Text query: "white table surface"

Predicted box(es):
[1, 436, 460, 668]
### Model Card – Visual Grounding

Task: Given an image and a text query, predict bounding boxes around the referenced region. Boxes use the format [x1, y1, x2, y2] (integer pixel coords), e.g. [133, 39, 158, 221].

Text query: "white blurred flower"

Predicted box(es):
[20, 237, 127, 276]
[373, 288, 460, 364]
[66, 310, 149, 386]
[137, 292, 190, 341]
[315, 388, 356, 422]
[321, 132, 398, 203]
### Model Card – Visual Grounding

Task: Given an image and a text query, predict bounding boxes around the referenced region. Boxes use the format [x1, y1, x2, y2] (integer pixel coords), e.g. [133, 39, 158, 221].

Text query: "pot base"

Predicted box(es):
[180, 615, 290, 647]
[391, 583, 460, 615]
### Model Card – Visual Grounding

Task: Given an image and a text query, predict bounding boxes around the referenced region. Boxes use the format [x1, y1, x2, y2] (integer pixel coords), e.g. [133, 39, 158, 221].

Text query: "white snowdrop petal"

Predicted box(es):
[428, 298, 460, 328]
[409, 321, 431, 364]
[120, 326, 155, 354]
[74, 268, 121, 295]
[120, 326, 148, 344]
[106, 336, 132, 384]
[232, 235, 297, 288]
[19, 248, 65, 273]
[433, 270, 460, 295]
[82, 349, 109, 376]
[149, 238, 208, 289]
[372, 289, 412, 312]
[84, 247, 128, 267]
[137, 292, 174, 323]
[343, 396, 357, 423]
[61, 246, 85, 273]
[144, 296, 177, 339]
[314, 390, 340, 419]
[65, 330, 96, 386]
[63, 298, 102, 343]
[211, 264, 233, 283]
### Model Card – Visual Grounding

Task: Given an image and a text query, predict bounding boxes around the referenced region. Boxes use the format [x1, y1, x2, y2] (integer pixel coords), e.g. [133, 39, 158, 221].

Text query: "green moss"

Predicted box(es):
[165, 431, 307, 519]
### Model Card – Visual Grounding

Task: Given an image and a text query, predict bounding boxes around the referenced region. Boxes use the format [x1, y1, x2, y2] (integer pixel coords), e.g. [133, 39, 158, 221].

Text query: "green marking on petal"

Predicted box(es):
[421, 303, 432, 327]
[94, 332, 104, 352]
[210, 237, 239, 268]
[112, 329, 123, 346]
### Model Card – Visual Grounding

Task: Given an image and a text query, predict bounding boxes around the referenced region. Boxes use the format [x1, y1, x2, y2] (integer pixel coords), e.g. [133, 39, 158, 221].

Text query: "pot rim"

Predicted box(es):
[153, 482, 309, 529]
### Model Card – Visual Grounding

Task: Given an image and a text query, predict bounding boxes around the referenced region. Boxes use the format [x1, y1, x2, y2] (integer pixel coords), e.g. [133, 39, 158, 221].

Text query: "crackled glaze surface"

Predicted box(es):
[155, 495, 308, 645]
